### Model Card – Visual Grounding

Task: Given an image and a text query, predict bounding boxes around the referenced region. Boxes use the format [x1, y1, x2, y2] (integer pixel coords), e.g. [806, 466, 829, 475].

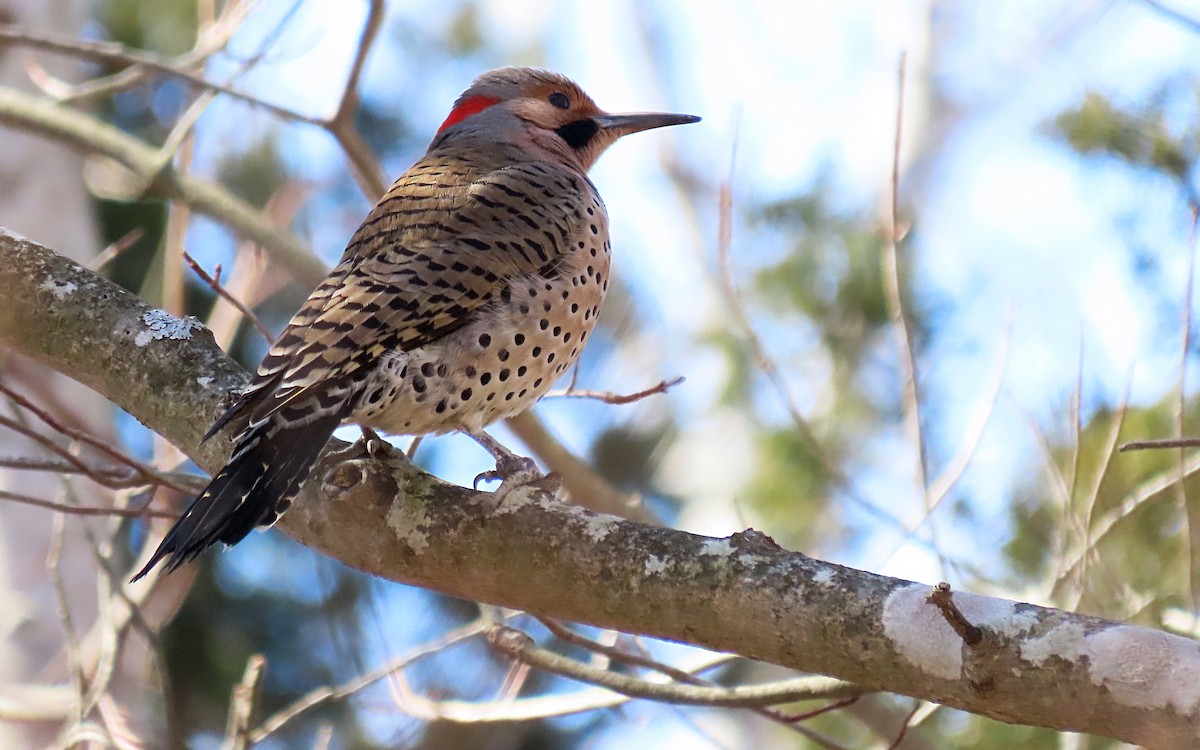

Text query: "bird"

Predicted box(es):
[132, 67, 698, 581]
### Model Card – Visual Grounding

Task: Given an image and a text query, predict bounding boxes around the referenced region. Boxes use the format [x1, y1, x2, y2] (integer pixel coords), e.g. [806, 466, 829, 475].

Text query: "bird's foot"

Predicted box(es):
[322, 426, 400, 465]
[466, 429, 560, 506]
[472, 451, 538, 491]
[357, 426, 401, 460]
[473, 456, 562, 509]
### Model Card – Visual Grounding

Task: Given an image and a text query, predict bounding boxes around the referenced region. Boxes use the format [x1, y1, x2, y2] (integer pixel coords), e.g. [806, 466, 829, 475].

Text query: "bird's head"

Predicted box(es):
[428, 67, 699, 172]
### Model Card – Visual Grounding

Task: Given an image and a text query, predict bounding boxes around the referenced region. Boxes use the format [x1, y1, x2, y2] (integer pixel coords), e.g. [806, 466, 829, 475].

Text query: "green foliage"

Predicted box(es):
[102, 0, 199, 56]
[1053, 89, 1197, 187]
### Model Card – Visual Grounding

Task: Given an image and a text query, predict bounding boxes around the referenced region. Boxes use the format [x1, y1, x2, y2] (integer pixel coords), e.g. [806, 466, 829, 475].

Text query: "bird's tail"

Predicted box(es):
[131, 413, 340, 581]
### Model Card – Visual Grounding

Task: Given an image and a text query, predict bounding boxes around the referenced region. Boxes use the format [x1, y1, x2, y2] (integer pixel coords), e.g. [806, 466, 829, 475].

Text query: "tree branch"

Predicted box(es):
[2, 232, 1199, 747]
[0, 85, 327, 288]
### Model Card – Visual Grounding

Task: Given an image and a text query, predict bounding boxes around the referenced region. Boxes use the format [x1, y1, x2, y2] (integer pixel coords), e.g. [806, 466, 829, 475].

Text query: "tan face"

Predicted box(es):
[503, 82, 617, 171]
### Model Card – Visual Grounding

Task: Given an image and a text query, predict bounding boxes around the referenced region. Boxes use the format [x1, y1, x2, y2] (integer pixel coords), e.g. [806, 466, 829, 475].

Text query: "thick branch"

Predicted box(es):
[2, 231, 1199, 747]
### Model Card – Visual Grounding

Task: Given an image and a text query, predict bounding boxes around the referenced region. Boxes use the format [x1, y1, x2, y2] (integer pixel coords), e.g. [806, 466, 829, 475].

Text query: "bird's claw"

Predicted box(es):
[473, 453, 539, 490]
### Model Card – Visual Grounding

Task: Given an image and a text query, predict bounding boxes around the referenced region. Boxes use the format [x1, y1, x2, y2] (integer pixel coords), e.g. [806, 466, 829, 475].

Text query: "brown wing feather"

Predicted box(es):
[211, 152, 591, 436]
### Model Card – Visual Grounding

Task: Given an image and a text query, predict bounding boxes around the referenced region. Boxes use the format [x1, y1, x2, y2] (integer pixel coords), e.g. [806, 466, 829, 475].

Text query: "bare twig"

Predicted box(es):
[326, 0, 387, 199]
[0, 85, 329, 286]
[536, 618, 859, 740]
[183, 251, 272, 340]
[0, 381, 193, 493]
[0, 23, 324, 127]
[883, 52, 931, 518]
[1063, 375, 1133, 607]
[488, 625, 862, 708]
[0, 488, 173, 519]
[1121, 437, 1200, 451]
[249, 619, 490, 743]
[46, 511, 84, 728]
[0, 456, 202, 491]
[1177, 204, 1199, 611]
[545, 376, 684, 405]
[926, 583, 982, 646]
[221, 655, 265, 750]
[885, 702, 923, 750]
[87, 227, 145, 271]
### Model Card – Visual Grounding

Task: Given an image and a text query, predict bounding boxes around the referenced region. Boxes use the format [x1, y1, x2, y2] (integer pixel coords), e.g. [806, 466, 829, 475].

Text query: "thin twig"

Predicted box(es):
[46, 511, 84, 727]
[1064, 374, 1133, 608]
[545, 376, 684, 405]
[885, 702, 923, 750]
[0, 382, 193, 493]
[0, 488, 173, 519]
[1177, 203, 1199, 612]
[883, 52, 933, 535]
[326, 0, 387, 199]
[926, 583, 982, 646]
[221, 655, 266, 750]
[0, 455, 199, 488]
[0, 23, 325, 127]
[249, 619, 490, 743]
[1121, 437, 1200, 451]
[87, 227, 144, 271]
[489, 626, 862, 708]
[536, 618, 858, 739]
[183, 251, 272, 340]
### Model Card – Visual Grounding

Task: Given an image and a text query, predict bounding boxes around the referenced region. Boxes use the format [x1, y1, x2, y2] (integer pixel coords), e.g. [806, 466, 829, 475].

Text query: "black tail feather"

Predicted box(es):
[131, 415, 340, 581]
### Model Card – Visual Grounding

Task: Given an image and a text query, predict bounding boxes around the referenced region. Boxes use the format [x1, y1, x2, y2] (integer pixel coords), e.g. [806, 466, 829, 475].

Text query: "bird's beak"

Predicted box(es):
[594, 112, 701, 135]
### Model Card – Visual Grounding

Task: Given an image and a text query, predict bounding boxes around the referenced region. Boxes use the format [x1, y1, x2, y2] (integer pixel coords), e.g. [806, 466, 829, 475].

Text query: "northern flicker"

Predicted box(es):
[132, 67, 697, 580]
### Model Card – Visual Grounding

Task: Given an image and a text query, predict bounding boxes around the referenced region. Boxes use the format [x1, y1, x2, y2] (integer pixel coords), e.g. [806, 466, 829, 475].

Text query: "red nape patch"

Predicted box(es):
[436, 95, 500, 135]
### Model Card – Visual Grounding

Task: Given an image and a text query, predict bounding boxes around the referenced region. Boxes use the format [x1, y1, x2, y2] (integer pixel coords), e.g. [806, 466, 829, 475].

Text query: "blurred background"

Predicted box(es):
[4, 0, 1200, 747]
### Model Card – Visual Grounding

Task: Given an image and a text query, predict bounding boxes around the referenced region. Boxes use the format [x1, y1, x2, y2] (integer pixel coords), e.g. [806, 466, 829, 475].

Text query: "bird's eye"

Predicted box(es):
[548, 92, 571, 110]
